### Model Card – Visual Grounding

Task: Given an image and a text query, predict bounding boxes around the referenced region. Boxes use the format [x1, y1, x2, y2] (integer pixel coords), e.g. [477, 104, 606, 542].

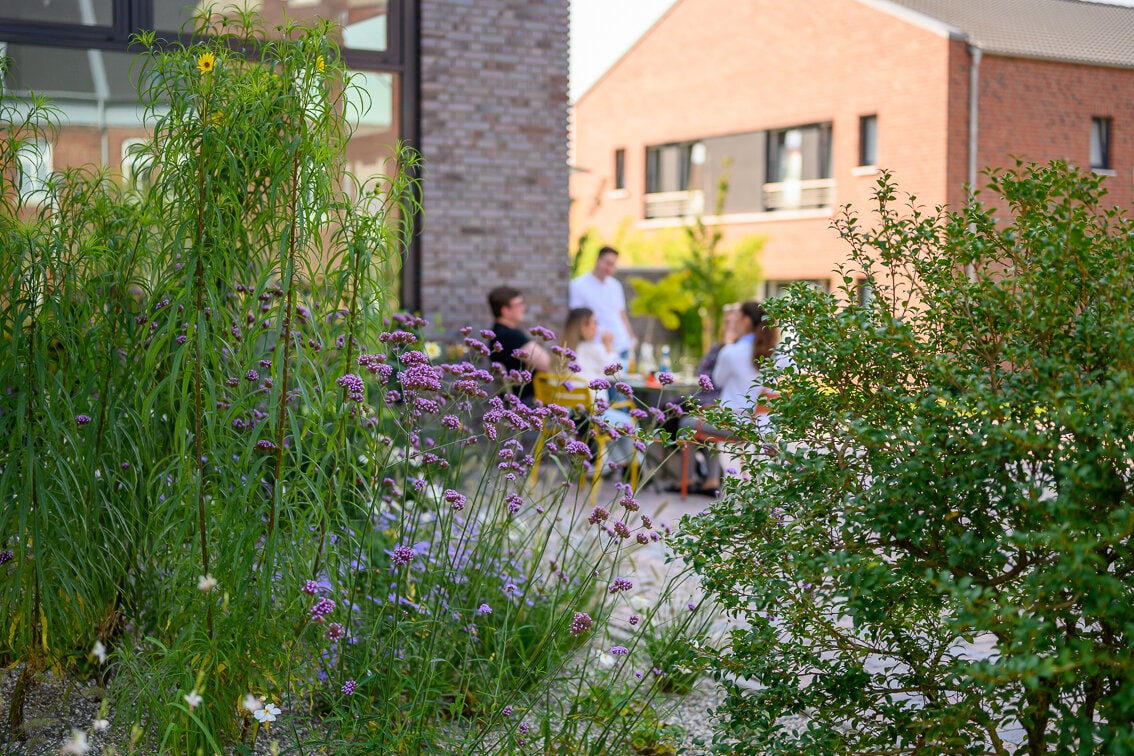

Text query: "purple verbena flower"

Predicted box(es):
[529, 325, 555, 341]
[0, 550, 13, 565]
[505, 493, 523, 514]
[341, 680, 357, 695]
[565, 440, 591, 458]
[698, 374, 714, 392]
[612, 520, 631, 540]
[391, 545, 415, 567]
[587, 505, 610, 524]
[610, 645, 629, 656]
[75, 414, 92, 427]
[629, 614, 640, 626]
[657, 372, 675, 386]
[311, 597, 335, 620]
[502, 705, 513, 716]
[609, 577, 633, 593]
[444, 489, 467, 510]
[477, 603, 492, 615]
[519, 721, 530, 734]
[569, 612, 593, 637]
[603, 362, 623, 376]
[301, 580, 320, 595]
[255, 439, 276, 451]
[326, 622, 346, 641]
[336, 373, 366, 403]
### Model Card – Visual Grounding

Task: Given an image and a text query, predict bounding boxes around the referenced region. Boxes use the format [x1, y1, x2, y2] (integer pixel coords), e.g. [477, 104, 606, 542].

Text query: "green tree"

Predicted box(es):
[677, 163, 1134, 753]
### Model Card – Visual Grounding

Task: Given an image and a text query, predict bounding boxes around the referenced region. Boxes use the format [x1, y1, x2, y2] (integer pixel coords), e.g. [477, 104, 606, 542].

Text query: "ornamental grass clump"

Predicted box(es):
[0, 9, 699, 753]
[677, 162, 1134, 754]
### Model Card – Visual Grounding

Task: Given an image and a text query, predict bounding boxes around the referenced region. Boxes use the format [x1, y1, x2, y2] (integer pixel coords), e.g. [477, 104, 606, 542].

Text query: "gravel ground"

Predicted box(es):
[1, 662, 740, 755]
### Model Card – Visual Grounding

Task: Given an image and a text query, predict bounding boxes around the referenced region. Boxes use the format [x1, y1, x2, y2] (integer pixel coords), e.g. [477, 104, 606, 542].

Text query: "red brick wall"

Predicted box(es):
[570, 0, 957, 290]
[572, 0, 1134, 293]
[970, 53, 1134, 211]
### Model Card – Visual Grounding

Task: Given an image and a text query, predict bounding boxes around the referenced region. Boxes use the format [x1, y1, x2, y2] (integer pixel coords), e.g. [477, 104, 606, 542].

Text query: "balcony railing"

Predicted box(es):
[761, 178, 835, 211]
[644, 189, 704, 219]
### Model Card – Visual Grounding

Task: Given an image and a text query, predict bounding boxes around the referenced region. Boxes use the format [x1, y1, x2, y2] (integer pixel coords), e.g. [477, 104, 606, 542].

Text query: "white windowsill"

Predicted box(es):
[605, 189, 628, 200]
[851, 165, 880, 176]
[1092, 168, 1116, 176]
[638, 207, 834, 229]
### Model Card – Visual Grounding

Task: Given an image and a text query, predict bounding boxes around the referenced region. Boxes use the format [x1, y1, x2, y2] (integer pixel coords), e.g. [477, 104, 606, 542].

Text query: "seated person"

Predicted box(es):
[679, 301, 780, 495]
[560, 307, 636, 469]
[485, 286, 551, 403]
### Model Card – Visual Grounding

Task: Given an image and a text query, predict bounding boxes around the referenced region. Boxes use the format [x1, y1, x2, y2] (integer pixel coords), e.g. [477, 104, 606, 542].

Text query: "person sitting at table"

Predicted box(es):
[678, 300, 780, 496]
[485, 285, 551, 404]
[561, 307, 636, 471]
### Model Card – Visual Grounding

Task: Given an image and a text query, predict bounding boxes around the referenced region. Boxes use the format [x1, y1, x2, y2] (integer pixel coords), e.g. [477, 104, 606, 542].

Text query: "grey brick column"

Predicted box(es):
[418, 0, 570, 335]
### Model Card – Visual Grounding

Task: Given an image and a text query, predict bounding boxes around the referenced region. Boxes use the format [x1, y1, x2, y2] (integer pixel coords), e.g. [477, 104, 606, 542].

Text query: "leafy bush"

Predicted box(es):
[676, 163, 1134, 753]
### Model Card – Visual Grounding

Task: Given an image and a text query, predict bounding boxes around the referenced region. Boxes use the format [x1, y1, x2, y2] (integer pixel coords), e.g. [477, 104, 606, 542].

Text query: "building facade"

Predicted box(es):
[569, 0, 1134, 299]
[1, 0, 569, 331]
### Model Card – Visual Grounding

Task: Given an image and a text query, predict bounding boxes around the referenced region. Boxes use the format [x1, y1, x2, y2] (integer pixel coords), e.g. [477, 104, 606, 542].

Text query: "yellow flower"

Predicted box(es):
[208, 110, 222, 126]
[315, 55, 326, 73]
[197, 51, 217, 74]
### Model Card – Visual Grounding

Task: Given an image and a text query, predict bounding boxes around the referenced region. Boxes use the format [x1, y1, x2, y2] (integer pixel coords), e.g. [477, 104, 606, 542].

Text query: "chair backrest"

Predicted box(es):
[532, 373, 593, 412]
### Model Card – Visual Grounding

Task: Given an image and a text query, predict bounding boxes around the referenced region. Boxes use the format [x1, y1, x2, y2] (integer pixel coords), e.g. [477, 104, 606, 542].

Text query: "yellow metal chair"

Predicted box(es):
[527, 373, 639, 502]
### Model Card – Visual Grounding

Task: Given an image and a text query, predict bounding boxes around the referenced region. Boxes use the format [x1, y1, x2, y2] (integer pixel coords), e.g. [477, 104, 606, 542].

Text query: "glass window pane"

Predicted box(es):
[0, 0, 113, 26]
[155, 0, 388, 52]
[2, 43, 156, 188]
[344, 69, 400, 187]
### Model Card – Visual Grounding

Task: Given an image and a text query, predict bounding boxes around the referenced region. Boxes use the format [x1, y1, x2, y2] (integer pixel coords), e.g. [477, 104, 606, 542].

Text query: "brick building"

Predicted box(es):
[570, 0, 1134, 299]
[1, 0, 569, 331]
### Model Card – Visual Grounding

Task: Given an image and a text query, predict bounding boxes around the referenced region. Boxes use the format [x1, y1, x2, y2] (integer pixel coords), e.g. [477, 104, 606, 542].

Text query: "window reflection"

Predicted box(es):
[0, 0, 113, 26]
[2, 41, 400, 198]
[154, 0, 388, 52]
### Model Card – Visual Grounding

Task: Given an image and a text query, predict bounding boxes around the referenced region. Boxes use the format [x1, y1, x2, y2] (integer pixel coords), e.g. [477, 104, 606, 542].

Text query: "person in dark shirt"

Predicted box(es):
[486, 286, 551, 401]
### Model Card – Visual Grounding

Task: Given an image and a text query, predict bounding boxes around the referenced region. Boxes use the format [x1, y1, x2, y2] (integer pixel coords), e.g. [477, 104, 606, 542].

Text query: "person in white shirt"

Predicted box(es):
[679, 301, 780, 495]
[568, 246, 637, 359]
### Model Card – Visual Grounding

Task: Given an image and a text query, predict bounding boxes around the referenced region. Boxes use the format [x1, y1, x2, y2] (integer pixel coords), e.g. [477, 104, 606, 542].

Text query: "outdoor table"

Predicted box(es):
[620, 373, 701, 407]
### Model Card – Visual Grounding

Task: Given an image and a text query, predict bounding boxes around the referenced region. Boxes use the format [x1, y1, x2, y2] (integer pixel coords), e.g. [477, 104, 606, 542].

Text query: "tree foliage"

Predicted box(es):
[677, 162, 1134, 753]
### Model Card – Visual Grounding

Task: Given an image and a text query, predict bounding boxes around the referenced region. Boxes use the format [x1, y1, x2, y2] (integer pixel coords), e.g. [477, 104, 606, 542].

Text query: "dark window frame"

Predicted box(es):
[613, 147, 625, 190]
[766, 121, 833, 184]
[1090, 116, 1112, 171]
[644, 139, 698, 194]
[859, 114, 878, 167]
[0, 0, 423, 310]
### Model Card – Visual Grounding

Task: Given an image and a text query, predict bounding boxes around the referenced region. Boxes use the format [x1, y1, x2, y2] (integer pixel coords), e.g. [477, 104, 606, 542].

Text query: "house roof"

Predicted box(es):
[865, 0, 1134, 69]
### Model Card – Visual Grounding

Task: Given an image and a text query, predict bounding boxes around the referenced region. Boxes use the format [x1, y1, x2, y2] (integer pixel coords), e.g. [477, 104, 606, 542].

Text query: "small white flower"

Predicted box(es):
[92, 718, 110, 732]
[596, 650, 616, 669]
[629, 594, 650, 611]
[197, 574, 218, 592]
[254, 702, 281, 723]
[60, 729, 89, 754]
[424, 341, 442, 360]
[92, 640, 107, 664]
[184, 689, 203, 710]
[242, 693, 263, 712]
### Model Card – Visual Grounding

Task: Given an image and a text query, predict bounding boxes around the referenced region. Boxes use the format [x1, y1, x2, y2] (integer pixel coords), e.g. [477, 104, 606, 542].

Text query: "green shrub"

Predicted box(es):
[676, 162, 1134, 753]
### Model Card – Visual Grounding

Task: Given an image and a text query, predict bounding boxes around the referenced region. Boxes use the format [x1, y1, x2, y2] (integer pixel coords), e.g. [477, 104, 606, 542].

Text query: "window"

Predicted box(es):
[856, 278, 874, 307]
[614, 148, 625, 190]
[859, 114, 878, 166]
[16, 139, 52, 204]
[121, 138, 153, 191]
[765, 122, 833, 211]
[1, 0, 419, 305]
[1091, 116, 1112, 171]
[645, 140, 699, 194]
